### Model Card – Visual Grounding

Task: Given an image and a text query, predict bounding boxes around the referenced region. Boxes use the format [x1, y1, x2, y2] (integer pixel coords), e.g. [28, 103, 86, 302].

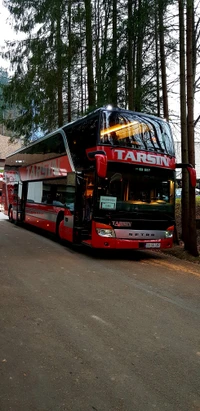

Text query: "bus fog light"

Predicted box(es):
[165, 230, 173, 238]
[96, 228, 116, 238]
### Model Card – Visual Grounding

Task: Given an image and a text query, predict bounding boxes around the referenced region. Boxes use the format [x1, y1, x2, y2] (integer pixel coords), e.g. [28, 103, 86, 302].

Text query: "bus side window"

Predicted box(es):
[64, 116, 99, 168]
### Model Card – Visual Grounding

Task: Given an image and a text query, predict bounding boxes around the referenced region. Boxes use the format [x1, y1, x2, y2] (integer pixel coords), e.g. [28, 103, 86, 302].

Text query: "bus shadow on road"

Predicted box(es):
[11, 221, 164, 263]
[83, 247, 164, 262]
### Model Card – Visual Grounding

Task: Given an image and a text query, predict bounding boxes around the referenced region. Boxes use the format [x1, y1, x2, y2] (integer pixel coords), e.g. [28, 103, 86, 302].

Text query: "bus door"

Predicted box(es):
[0, 189, 2, 211]
[12, 181, 23, 222]
[21, 181, 28, 222]
[72, 173, 85, 243]
[59, 174, 76, 243]
[73, 172, 94, 243]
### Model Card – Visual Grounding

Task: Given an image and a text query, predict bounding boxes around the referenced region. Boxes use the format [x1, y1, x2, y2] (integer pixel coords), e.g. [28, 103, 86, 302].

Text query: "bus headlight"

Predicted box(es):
[96, 228, 116, 238]
[165, 230, 173, 238]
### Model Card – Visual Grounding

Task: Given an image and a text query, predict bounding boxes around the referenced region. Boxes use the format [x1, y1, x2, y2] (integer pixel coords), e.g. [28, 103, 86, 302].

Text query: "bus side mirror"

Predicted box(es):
[95, 154, 107, 179]
[187, 166, 196, 188]
[87, 150, 107, 179]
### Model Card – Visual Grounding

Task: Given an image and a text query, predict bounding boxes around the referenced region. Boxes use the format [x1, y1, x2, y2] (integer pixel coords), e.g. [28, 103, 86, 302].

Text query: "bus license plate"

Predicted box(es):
[145, 243, 160, 249]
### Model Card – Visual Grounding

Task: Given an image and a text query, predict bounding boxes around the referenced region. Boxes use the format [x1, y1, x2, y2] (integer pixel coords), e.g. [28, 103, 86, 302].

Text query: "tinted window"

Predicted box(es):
[6, 132, 66, 167]
[64, 115, 99, 168]
[26, 178, 75, 210]
[100, 110, 175, 156]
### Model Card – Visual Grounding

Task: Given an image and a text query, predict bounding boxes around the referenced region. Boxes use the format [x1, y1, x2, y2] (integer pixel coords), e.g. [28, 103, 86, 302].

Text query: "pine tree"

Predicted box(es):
[0, 68, 9, 125]
[2, 0, 69, 138]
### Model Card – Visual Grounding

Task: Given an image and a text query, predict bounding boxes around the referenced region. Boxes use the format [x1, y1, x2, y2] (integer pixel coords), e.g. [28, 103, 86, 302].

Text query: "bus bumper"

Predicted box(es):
[90, 222, 173, 250]
[89, 237, 173, 250]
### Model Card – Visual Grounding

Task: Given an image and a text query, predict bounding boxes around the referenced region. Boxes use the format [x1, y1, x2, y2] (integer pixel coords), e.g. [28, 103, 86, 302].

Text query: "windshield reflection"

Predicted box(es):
[100, 110, 175, 156]
[96, 167, 174, 213]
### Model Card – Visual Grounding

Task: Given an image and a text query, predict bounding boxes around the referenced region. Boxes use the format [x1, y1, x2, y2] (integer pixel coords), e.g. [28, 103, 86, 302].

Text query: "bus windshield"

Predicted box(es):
[94, 163, 175, 215]
[100, 110, 175, 156]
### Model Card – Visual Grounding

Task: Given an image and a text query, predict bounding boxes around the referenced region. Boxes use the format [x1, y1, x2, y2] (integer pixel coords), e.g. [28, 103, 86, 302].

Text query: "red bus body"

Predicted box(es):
[3, 107, 189, 251]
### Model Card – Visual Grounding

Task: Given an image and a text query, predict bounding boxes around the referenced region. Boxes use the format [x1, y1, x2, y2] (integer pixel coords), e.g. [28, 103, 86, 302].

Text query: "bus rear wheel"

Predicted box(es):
[56, 216, 64, 241]
[8, 207, 13, 223]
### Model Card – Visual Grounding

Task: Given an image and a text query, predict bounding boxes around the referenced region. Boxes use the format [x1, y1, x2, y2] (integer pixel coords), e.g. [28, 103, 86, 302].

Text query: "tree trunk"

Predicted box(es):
[99, 3, 109, 106]
[55, 1, 64, 127]
[185, 0, 198, 256]
[67, 0, 72, 123]
[135, 0, 143, 112]
[158, 0, 168, 120]
[132, 0, 137, 110]
[95, 0, 101, 107]
[155, 2, 160, 117]
[84, 0, 95, 109]
[127, 0, 134, 110]
[110, 0, 118, 106]
[78, 4, 84, 116]
[179, 0, 190, 244]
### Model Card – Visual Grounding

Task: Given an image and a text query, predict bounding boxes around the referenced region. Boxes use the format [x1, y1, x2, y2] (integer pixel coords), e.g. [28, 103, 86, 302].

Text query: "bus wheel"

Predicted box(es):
[8, 207, 13, 223]
[56, 217, 64, 241]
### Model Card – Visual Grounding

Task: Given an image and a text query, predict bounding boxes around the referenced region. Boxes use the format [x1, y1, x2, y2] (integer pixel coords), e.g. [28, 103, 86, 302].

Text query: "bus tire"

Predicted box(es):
[56, 213, 64, 240]
[8, 206, 13, 223]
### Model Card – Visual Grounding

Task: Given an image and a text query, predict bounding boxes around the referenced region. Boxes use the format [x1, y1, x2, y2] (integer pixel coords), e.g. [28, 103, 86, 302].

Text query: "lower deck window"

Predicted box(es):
[26, 179, 75, 209]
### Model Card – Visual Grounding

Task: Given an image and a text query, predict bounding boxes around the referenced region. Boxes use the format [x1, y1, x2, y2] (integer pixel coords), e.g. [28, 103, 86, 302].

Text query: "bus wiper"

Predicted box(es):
[147, 146, 165, 153]
[161, 212, 174, 221]
[113, 210, 140, 217]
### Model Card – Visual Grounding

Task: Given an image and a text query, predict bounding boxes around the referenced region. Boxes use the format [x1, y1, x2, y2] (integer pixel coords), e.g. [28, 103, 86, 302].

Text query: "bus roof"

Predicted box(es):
[5, 106, 169, 160]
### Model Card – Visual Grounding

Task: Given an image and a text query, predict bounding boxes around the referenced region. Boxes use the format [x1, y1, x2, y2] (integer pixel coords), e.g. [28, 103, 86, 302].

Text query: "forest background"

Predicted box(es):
[0, 0, 199, 139]
[0, 0, 200, 257]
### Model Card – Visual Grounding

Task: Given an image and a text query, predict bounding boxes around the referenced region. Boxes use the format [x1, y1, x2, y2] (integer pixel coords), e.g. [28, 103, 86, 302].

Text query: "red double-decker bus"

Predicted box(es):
[2, 106, 196, 250]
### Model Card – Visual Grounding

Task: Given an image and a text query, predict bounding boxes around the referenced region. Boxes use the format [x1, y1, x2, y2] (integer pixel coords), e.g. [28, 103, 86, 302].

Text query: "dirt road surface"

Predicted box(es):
[0, 213, 200, 411]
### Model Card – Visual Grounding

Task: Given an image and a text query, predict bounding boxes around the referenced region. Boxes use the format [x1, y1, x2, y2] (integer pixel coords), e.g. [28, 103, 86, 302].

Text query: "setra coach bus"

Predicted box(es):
[2, 106, 196, 250]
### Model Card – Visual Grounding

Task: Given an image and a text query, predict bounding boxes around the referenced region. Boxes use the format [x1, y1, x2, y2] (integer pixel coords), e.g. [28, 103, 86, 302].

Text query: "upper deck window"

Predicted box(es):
[64, 114, 99, 168]
[6, 132, 66, 167]
[100, 110, 175, 156]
